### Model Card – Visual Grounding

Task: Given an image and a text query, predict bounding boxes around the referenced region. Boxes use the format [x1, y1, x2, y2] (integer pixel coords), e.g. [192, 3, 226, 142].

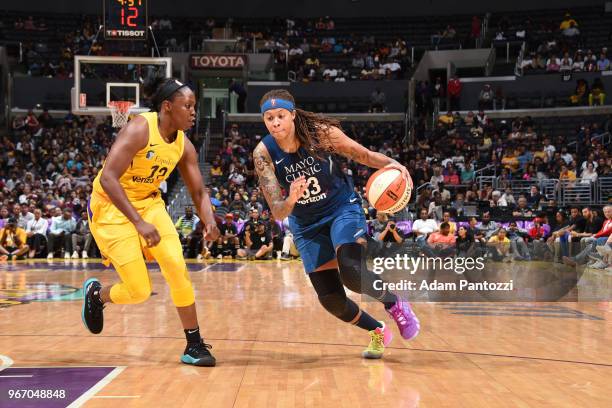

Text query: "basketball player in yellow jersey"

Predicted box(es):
[82, 76, 220, 367]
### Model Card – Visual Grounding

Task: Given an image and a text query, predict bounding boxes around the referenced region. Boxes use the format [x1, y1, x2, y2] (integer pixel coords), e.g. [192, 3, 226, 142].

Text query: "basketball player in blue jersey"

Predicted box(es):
[254, 90, 420, 359]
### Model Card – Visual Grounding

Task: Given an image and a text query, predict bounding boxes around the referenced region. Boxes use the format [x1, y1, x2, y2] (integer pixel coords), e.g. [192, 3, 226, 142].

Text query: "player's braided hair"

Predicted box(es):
[259, 89, 342, 156]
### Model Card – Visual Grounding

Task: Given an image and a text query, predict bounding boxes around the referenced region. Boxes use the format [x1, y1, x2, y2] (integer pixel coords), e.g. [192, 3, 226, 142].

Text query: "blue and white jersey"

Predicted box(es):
[262, 134, 357, 223]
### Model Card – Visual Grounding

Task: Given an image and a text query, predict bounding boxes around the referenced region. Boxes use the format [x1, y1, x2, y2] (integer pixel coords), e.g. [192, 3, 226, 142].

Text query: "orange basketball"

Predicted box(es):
[365, 168, 412, 214]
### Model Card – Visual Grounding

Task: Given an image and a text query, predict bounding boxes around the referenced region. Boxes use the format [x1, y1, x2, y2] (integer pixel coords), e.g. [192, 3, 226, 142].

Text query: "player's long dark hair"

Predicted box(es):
[259, 89, 341, 156]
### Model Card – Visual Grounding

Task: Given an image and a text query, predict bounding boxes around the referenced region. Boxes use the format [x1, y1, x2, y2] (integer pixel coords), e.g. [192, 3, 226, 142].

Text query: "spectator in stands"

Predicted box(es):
[370, 88, 386, 113]
[447, 75, 462, 111]
[16, 203, 34, 230]
[461, 162, 475, 184]
[596, 53, 610, 72]
[584, 50, 597, 71]
[229, 192, 248, 219]
[478, 84, 494, 110]
[490, 190, 507, 207]
[47, 208, 76, 259]
[487, 228, 511, 262]
[478, 211, 499, 240]
[570, 79, 588, 105]
[25, 208, 47, 258]
[442, 164, 460, 185]
[562, 21, 580, 38]
[71, 210, 92, 259]
[412, 208, 439, 248]
[429, 166, 444, 189]
[475, 110, 488, 126]
[441, 211, 456, 234]
[560, 53, 573, 72]
[507, 221, 531, 260]
[527, 185, 542, 207]
[589, 78, 606, 106]
[247, 194, 263, 214]
[0, 218, 29, 261]
[422, 222, 455, 257]
[564, 206, 611, 266]
[529, 216, 551, 258]
[470, 16, 482, 45]
[241, 222, 273, 260]
[456, 225, 476, 257]
[572, 51, 585, 71]
[559, 13, 578, 31]
[581, 162, 598, 184]
[571, 207, 604, 250]
[546, 54, 561, 72]
[546, 210, 571, 262]
[175, 206, 199, 243]
[512, 196, 534, 217]
[371, 212, 388, 240]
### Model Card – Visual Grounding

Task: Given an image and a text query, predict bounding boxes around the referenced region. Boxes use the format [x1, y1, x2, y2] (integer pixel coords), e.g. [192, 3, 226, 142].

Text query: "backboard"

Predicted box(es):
[71, 55, 172, 116]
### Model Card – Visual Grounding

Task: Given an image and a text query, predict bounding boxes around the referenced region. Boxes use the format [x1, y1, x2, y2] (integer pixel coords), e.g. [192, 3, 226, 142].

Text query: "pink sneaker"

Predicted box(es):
[386, 298, 420, 340]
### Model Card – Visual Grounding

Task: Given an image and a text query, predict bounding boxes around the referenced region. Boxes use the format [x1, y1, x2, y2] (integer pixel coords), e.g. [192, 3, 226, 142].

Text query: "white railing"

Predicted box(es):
[514, 41, 526, 77]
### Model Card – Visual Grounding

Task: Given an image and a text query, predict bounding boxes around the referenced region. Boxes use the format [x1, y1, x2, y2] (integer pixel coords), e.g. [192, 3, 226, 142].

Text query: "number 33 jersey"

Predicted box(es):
[261, 134, 356, 223]
[92, 112, 185, 202]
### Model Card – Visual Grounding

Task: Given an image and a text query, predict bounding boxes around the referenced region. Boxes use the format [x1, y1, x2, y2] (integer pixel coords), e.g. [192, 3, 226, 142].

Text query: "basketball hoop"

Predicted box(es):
[108, 101, 135, 128]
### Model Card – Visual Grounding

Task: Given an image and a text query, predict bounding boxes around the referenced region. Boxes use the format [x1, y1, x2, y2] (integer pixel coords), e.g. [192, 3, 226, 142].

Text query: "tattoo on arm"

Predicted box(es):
[254, 146, 295, 220]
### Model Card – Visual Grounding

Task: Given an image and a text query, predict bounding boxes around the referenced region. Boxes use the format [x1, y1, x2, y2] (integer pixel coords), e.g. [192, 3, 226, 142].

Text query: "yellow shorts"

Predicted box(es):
[88, 193, 179, 266]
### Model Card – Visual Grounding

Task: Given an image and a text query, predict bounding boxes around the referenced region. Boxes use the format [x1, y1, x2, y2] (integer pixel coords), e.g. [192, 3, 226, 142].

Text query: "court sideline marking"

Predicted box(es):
[66, 366, 126, 408]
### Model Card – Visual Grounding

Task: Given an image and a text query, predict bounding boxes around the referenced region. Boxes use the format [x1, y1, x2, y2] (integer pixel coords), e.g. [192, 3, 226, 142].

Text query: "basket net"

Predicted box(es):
[108, 101, 135, 128]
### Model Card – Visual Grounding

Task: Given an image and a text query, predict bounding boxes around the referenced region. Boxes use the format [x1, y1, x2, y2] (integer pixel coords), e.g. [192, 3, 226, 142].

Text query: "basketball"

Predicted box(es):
[365, 168, 412, 214]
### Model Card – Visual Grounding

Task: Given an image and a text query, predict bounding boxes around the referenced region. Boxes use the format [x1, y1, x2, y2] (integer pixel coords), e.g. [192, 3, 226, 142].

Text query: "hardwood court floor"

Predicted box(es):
[0, 259, 610, 407]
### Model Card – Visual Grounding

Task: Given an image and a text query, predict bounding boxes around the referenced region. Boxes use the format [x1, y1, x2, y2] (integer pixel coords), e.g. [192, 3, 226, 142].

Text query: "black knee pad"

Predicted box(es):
[337, 242, 389, 300]
[309, 269, 359, 322]
[318, 292, 359, 322]
[337, 242, 367, 294]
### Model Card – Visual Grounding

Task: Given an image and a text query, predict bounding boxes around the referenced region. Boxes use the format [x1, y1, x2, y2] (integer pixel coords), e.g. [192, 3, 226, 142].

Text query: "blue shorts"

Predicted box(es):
[288, 203, 367, 273]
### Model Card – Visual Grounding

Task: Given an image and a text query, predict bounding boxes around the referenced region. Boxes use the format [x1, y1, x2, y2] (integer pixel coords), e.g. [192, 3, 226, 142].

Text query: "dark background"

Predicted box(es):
[1, 0, 605, 17]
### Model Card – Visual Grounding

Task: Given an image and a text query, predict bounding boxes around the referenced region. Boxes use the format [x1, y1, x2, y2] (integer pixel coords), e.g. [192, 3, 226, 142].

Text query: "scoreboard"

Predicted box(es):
[104, 0, 148, 40]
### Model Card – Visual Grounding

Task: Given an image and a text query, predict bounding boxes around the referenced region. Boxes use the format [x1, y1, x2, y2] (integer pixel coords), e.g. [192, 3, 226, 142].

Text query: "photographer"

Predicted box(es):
[378, 218, 404, 244]
[239, 222, 273, 260]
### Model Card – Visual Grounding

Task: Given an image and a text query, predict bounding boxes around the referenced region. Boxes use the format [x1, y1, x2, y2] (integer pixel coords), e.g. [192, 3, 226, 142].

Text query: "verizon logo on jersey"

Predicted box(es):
[190, 54, 248, 69]
[132, 176, 155, 184]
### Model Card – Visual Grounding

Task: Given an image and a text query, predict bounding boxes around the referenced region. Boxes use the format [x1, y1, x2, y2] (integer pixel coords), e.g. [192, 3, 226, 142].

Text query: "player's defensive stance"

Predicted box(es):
[254, 90, 420, 358]
[82, 77, 220, 366]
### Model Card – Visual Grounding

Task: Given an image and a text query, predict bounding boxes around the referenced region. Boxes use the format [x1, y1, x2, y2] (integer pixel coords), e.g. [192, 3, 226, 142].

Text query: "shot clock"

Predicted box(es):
[104, 0, 148, 40]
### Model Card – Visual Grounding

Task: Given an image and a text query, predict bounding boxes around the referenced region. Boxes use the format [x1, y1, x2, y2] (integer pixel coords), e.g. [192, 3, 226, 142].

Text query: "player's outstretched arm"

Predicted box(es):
[325, 126, 411, 183]
[253, 142, 307, 220]
[177, 137, 220, 241]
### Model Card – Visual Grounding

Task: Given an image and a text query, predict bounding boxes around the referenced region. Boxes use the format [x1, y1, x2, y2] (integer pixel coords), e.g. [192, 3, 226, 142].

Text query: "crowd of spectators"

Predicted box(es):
[0, 111, 117, 260]
[0, 110, 609, 270]
[508, 12, 612, 77]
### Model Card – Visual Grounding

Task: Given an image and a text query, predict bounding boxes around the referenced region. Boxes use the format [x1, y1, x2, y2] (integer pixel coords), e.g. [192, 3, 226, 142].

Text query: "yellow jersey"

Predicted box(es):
[92, 112, 185, 202]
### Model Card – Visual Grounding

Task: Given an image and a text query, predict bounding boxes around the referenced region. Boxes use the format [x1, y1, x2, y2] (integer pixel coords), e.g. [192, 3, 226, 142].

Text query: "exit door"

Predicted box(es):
[200, 87, 237, 118]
